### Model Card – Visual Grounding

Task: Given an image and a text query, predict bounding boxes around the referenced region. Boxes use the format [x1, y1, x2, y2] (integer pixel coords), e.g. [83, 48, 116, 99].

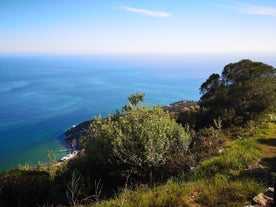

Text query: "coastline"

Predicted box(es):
[64, 120, 91, 150]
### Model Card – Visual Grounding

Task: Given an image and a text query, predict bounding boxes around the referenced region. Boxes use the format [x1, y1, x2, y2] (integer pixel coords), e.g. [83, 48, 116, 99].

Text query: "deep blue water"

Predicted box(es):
[0, 54, 275, 172]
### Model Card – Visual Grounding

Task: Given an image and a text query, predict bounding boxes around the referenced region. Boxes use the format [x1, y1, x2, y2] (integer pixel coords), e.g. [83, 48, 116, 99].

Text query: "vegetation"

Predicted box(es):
[199, 59, 275, 127]
[82, 92, 191, 183]
[0, 169, 52, 207]
[58, 92, 192, 202]
[91, 123, 275, 207]
[0, 59, 275, 206]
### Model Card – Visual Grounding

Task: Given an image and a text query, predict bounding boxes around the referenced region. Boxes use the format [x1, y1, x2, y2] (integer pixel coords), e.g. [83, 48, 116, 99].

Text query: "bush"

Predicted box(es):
[0, 169, 52, 207]
[188, 126, 225, 165]
[81, 93, 191, 185]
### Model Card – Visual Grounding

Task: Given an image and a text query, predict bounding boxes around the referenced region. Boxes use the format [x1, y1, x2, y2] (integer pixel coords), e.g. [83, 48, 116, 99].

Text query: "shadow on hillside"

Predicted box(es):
[257, 138, 276, 172]
[258, 138, 276, 147]
[261, 157, 276, 172]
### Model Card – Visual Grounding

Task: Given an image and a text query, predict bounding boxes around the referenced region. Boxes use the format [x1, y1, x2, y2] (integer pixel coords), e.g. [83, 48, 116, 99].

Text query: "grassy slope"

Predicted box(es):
[91, 123, 276, 207]
[257, 122, 276, 172]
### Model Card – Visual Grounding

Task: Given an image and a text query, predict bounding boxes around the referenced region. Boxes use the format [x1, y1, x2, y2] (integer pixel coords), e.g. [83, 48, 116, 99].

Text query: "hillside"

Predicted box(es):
[91, 122, 276, 207]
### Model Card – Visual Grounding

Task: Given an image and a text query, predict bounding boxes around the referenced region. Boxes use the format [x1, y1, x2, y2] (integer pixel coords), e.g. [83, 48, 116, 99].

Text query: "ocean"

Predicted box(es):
[0, 54, 275, 172]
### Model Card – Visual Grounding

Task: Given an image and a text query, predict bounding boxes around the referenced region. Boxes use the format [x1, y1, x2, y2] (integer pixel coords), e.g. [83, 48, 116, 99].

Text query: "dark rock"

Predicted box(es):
[65, 120, 91, 148]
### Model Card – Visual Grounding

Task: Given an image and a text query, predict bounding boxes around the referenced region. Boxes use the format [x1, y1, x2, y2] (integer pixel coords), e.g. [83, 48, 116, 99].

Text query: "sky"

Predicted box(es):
[1, 0, 276, 54]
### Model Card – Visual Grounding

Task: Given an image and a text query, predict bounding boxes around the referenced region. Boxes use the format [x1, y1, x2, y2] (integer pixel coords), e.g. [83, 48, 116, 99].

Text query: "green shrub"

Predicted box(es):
[188, 126, 225, 165]
[81, 93, 191, 185]
[0, 169, 52, 207]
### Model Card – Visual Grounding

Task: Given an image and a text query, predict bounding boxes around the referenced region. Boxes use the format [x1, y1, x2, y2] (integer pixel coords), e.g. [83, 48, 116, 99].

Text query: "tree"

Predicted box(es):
[128, 92, 145, 107]
[199, 59, 276, 126]
[122, 92, 145, 112]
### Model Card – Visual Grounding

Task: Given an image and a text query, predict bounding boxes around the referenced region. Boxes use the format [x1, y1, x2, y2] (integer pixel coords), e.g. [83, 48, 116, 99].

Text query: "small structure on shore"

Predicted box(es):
[59, 150, 79, 162]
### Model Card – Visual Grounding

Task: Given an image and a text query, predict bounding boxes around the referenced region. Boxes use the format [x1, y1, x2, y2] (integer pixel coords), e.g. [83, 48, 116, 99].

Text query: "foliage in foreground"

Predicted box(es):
[78, 92, 191, 185]
[93, 177, 262, 207]
[0, 169, 52, 207]
[92, 123, 276, 207]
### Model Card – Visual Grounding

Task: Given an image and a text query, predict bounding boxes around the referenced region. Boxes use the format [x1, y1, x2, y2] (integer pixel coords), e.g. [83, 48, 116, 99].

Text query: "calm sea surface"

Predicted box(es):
[0, 54, 274, 171]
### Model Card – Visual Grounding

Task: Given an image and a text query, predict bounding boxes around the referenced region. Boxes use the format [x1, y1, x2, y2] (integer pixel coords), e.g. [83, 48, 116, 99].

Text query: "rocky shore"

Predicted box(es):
[65, 120, 91, 149]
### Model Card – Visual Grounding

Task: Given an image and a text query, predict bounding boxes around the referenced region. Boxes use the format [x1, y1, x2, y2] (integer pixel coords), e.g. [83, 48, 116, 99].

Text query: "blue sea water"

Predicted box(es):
[0, 54, 275, 172]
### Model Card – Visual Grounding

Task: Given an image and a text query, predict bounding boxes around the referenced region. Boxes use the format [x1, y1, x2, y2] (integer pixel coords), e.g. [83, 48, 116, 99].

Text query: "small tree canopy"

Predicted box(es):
[128, 92, 145, 107]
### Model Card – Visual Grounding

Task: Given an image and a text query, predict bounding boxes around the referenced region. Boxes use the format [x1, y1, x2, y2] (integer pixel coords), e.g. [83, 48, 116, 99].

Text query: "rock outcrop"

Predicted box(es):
[245, 187, 275, 207]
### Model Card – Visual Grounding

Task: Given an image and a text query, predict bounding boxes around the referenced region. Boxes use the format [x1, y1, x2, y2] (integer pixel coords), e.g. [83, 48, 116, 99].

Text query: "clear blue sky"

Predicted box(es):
[1, 0, 276, 54]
